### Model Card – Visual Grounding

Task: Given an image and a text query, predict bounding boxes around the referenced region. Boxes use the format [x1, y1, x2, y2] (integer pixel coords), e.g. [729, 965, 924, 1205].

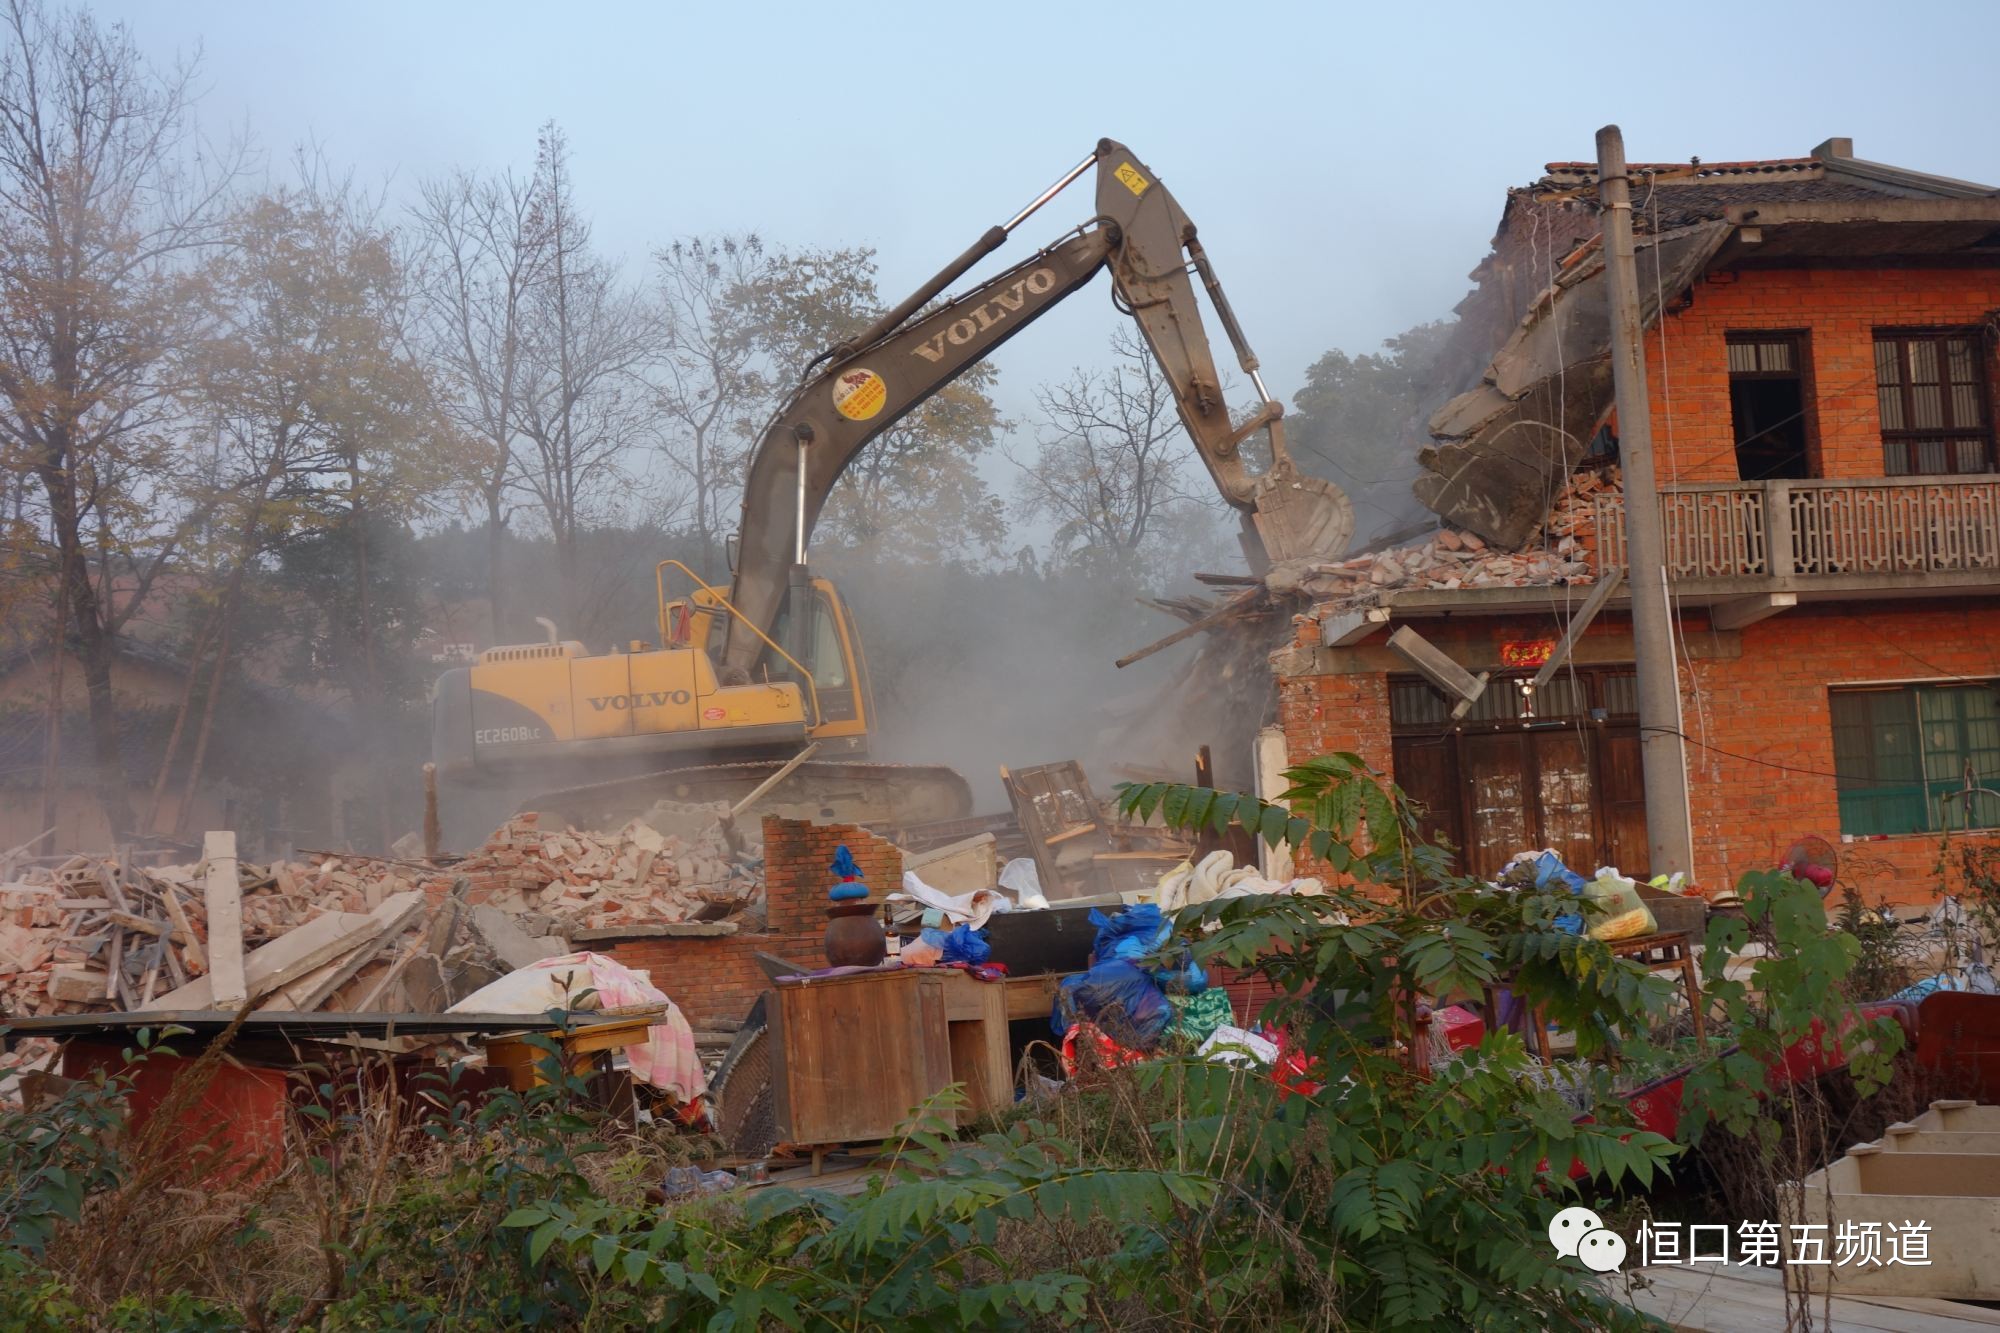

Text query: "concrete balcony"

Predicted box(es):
[1595, 477, 2000, 592]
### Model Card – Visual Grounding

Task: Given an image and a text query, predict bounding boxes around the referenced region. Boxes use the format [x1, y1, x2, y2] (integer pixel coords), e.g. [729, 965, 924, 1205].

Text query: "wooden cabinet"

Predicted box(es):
[770, 968, 1012, 1150]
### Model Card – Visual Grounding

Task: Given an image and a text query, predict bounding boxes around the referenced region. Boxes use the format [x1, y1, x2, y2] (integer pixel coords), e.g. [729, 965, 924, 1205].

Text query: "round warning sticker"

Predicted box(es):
[831, 367, 887, 421]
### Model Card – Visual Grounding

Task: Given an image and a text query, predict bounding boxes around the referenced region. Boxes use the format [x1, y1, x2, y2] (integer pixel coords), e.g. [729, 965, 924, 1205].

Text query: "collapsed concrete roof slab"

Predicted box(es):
[1416, 221, 1731, 548]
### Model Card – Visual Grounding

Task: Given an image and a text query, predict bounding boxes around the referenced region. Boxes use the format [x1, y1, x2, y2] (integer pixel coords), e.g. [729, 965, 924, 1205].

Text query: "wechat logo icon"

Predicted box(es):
[1548, 1206, 1627, 1274]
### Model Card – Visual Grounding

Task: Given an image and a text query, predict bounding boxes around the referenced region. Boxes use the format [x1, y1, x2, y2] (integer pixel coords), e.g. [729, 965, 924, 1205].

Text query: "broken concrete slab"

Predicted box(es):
[468, 905, 570, 972]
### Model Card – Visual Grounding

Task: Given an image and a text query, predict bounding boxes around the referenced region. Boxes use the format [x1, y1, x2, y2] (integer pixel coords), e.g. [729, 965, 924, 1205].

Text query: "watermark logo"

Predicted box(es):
[1547, 1210, 1935, 1275]
[1548, 1206, 1627, 1273]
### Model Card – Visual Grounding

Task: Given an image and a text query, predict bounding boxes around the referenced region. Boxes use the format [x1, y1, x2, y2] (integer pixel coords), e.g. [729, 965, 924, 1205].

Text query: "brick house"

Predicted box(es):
[1275, 139, 2000, 906]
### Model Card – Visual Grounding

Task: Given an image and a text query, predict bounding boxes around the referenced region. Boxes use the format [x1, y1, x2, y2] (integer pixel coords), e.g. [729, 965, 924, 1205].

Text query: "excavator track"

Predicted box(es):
[514, 759, 975, 837]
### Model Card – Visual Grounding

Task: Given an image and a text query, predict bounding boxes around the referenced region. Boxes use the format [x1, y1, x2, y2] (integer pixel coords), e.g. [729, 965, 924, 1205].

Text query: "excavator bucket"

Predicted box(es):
[1250, 464, 1356, 567]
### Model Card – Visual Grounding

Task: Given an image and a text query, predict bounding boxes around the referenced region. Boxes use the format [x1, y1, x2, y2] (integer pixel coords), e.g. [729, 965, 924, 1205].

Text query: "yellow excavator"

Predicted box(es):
[429, 139, 1354, 845]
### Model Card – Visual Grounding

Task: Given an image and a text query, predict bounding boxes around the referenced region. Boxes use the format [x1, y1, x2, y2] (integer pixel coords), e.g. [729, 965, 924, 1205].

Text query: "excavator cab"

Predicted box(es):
[661, 572, 873, 752]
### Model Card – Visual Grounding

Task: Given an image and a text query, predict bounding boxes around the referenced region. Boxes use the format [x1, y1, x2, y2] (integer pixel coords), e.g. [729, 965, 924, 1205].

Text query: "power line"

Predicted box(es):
[1637, 719, 1999, 791]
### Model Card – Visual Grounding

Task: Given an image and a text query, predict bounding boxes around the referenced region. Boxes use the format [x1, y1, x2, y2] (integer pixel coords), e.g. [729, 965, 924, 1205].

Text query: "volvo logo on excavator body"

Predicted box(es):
[588, 690, 692, 711]
[910, 267, 1057, 363]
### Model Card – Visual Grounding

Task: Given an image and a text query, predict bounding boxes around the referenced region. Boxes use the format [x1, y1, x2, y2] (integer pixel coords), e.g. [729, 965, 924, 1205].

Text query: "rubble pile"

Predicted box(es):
[464, 812, 764, 933]
[1297, 467, 1617, 605]
[0, 808, 766, 1018]
[0, 853, 344, 1016]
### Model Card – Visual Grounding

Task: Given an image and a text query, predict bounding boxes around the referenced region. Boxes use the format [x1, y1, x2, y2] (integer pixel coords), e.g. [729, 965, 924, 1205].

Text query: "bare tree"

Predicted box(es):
[0, 0, 244, 837]
[651, 234, 766, 573]
[514, 123, 655, 622]
[1012, 326, 1213, 569]
[410, 162, 550, 644]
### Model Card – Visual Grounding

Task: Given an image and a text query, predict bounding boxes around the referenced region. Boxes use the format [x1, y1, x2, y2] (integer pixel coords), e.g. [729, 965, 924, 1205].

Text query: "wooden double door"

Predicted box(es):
[1390, 670, 1649, 882]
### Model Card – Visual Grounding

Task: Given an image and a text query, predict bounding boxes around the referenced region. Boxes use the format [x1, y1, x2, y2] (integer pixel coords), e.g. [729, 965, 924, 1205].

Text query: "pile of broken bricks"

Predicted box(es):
[461, 812, 764, 935]
[0, 807, 766, 1020]
[1296, 466, 1617, 606]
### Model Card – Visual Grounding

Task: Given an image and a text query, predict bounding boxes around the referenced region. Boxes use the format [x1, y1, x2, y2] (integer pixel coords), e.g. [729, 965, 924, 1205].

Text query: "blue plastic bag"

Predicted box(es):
[941, 923, 990, 965]
[1534, 850, 1587, 935]
[1090, 903, 1171, 963]
[1152, 952, 1209, 995]
[1051, 959, 1171, 1047]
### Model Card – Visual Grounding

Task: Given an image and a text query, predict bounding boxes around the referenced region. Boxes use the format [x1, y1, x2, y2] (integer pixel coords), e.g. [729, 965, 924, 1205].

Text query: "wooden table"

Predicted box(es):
[1002, 971, 1072, 1022]
[485, 1010, 665, 1091]
[770, 967, 1016, 1167]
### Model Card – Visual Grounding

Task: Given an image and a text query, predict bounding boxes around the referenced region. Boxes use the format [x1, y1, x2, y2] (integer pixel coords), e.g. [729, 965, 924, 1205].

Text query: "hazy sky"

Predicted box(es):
[94, 0, 2000, 477]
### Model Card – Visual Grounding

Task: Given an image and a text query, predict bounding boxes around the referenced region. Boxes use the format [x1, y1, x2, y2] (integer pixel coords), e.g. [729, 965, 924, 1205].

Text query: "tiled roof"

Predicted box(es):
[1544, 157, 1821, 178]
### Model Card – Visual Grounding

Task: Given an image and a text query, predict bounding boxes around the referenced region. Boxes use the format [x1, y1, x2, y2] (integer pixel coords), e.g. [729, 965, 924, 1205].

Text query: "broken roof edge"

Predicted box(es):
[1416, 223, 1730, 549]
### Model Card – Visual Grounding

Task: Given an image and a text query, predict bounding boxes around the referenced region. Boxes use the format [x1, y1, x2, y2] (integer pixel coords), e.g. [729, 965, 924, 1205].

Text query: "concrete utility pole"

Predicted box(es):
[1596, 125, 1695, 878]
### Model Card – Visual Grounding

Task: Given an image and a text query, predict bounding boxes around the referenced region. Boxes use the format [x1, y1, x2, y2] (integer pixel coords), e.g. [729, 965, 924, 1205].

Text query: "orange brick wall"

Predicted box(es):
[1278, 617, 1393, 772]
[1285, 604, 2000, 910]
[1680, 603, 2000, 908]
[1642, 266, 2000, 484]
[592, 816, 902, 1029]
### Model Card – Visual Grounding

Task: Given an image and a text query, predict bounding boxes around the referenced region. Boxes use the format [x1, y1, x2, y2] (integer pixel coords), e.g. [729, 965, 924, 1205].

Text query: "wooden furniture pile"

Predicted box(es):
[765, 967, 1072, 1172]
[1001, 760, 1187, 901]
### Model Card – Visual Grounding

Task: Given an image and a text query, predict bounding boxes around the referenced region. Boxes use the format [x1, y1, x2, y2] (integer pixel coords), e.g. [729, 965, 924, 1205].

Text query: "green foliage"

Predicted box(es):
[1120, 763, 1675, 1328]
[1682, 870, 1905, 1145]
[0, 1065, 126, 1258]
[0, 762, 1906, 1330]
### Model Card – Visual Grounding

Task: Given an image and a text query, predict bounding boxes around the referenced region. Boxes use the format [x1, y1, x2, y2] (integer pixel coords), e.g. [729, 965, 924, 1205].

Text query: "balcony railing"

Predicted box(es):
[1594, 477, 2000, 580]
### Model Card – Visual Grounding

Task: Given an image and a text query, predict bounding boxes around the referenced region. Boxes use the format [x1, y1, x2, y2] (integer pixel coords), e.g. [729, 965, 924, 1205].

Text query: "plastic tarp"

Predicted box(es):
[449, 951, 705, 1100]
[998, 858, 1051, 910]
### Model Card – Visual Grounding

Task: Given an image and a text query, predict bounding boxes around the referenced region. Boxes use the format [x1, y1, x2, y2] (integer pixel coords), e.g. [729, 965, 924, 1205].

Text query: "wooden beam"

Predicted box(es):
[158, 883, 205, 974]
[1710, 591, 1797, 632]
[1115, 588, 1260, 669]
[202, 831, 245, 1009]
[1319, 605, 1391, 648]
[1530, 568, 1625, 691]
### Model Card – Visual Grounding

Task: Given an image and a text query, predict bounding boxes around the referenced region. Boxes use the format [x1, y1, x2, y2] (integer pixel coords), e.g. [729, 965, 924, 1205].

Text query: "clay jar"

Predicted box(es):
[824, 901, 887, 967]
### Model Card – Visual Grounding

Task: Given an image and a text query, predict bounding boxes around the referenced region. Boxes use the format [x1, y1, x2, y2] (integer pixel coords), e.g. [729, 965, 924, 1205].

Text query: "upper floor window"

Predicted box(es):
[1727, 332, 1814, 480]
[1873, 329, 1994, 475]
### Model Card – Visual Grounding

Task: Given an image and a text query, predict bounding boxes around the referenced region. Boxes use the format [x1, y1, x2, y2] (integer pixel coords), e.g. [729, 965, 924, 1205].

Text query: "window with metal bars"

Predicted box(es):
[1830, 682, 2000, 835]
[1872, 330, 1995, 475]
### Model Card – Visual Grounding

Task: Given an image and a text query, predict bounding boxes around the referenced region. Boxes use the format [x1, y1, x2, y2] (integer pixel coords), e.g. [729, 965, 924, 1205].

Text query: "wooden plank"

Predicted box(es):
[203, 831, 246, 1009]
[158, 885, 204, 974]
[1114, 587, 1260, 669]
[352, 937, 426, 1011]
[265, 895, 426, 1012]
[144, 892, 423, 1011]
[105, 910, 188, 945]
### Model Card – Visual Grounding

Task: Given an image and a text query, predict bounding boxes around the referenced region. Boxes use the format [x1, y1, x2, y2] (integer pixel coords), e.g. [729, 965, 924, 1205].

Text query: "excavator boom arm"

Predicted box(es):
[720, 140, 1352, 679]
